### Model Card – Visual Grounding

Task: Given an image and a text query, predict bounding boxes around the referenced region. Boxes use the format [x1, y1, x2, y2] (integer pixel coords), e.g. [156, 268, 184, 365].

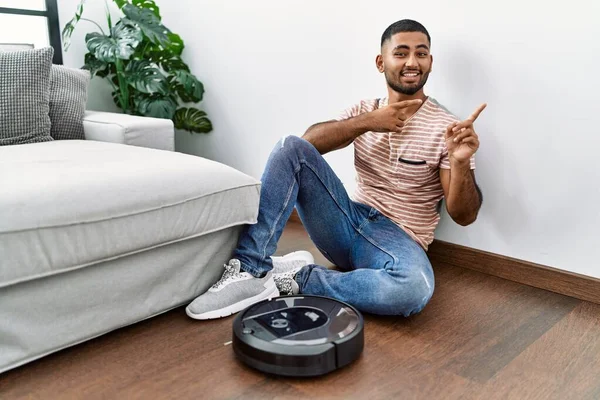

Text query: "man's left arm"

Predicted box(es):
[439, 103, 487, 226]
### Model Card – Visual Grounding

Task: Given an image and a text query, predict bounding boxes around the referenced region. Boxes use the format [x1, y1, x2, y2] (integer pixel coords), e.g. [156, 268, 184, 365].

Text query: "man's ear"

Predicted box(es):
[429, 54, 434, 73]
[376, 54, 384, 73]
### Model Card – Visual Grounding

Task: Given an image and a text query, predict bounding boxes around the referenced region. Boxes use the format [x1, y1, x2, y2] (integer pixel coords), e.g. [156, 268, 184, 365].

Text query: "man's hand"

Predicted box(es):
[445, 103, 487, 163]
[366, 99, 423, 133]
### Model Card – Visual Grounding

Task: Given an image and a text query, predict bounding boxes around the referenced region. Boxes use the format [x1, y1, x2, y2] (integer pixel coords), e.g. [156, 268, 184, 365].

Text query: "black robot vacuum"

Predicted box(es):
[232, 295, 364, 377]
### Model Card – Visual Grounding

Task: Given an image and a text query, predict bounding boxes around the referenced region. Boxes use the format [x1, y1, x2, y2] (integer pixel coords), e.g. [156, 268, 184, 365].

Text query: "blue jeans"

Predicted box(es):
[233, 136, 435, 316]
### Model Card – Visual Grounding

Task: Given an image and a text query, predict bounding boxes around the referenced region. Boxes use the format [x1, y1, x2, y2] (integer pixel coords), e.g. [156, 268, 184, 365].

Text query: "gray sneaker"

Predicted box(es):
[186, 259, 279, 320]
[272, 251, 314, 295]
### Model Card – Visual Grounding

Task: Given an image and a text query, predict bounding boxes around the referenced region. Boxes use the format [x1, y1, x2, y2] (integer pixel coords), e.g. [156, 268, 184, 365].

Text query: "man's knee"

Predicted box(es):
[387, 266, 435, 317]
[276, 135, 316, 157]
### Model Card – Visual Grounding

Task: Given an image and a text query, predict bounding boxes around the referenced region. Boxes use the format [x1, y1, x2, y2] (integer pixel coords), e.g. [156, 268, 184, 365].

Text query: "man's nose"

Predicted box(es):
[405, 53, 418, 67]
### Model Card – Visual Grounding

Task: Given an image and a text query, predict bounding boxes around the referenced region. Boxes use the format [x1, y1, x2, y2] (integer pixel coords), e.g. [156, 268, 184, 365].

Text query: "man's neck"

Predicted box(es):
[386, 89, 428, 118]
[387, 88, 428, 104]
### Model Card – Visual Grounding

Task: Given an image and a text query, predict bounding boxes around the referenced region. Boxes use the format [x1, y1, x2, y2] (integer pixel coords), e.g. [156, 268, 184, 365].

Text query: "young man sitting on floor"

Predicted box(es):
[186, 19, 485, 320]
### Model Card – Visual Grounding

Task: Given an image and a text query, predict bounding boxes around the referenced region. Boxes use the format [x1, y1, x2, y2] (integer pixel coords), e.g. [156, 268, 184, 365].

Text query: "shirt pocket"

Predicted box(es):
[396, 156, 433, 186]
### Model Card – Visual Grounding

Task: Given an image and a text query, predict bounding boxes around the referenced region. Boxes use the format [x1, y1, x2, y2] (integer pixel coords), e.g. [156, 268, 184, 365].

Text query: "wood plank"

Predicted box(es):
[477, 301, 600, 400]
[429, 240, 600, 305]
[230, 379, 313, 400]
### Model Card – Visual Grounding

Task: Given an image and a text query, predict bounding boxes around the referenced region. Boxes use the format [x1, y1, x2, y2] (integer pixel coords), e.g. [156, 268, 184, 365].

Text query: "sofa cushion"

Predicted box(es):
[0, 140, 261, 288]
[0, 47, 54, 146]
[49, 65, 91, 140]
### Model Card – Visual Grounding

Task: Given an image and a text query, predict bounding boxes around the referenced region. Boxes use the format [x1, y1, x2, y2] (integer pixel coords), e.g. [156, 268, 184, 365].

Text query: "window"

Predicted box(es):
[0, 0, 62, 64]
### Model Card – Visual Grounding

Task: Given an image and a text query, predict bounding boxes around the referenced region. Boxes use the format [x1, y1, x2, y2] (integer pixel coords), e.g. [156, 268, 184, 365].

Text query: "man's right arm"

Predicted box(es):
[301, 99, 423, 155]
[302, 114, 373, 155]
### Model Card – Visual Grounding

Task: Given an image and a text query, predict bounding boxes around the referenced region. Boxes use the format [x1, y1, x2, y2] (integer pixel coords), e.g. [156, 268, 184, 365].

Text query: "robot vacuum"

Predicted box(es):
[232, 295, 364, 377]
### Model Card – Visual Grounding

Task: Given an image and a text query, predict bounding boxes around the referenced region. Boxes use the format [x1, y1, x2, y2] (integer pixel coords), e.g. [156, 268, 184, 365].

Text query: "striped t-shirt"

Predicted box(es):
[336, 97, 475, 250]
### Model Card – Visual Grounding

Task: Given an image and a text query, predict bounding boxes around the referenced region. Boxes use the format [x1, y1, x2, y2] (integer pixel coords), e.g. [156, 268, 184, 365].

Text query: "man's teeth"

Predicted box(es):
[403, 73, 419, 77]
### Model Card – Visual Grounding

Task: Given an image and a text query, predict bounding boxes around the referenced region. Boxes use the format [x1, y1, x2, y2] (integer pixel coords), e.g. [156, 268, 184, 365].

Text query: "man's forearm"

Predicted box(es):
[302, 114, 372, 155]
[446, 160, 482, 226]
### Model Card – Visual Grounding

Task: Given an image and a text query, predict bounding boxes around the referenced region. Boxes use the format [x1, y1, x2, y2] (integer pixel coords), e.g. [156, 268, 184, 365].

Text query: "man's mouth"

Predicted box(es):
[401, 71, 420, 77]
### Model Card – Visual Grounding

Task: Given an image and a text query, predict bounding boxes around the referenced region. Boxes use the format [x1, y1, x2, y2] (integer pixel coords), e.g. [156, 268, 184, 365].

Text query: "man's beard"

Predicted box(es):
[385, 70, 430, 96]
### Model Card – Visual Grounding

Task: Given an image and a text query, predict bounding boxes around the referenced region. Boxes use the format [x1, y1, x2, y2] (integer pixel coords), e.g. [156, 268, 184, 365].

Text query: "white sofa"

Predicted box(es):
[0, 112, 261, 373]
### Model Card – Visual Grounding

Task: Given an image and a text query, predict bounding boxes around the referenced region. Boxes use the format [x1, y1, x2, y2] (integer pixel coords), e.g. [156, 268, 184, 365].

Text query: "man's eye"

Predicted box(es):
[418, 53, 428, 57]
[394, 53, 405, 57]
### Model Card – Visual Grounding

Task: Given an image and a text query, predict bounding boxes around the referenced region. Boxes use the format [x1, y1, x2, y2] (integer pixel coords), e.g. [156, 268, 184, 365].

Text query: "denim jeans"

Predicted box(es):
[233, 135, 435, 316]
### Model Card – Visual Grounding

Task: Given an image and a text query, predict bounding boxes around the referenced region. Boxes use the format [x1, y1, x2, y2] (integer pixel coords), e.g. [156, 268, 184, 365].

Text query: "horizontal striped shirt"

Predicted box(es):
[337, 97, 475, 250]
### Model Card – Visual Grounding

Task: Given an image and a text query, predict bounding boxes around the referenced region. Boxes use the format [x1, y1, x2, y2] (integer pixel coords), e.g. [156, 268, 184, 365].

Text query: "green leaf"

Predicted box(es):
[133, 0, 161, 18]
[166, 33, 184, 56]
[122, 4, 171, 48]
[131, 38, 152, 59]
[62, 0, 87, 51]
[112, 20, 144, 56]
[135, 94, 178, 119]
[151, 52, 190, 72]
[86, 21, 142, 62]
[132, 36, 187, 71]
[114, 0, 161, 18]
[86, 32, 116, 62]
[162, 56, 190, 73]
[125, 59, 168, 95]
[171, 70, 204, 103]
[174, 108, 212, 133]
[140, 42, 189, 72]
[83, 52, 111, 78]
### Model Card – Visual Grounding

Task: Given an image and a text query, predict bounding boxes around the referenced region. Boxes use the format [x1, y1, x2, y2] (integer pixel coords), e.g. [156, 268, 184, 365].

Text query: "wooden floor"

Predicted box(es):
[2, 222, 600, 399]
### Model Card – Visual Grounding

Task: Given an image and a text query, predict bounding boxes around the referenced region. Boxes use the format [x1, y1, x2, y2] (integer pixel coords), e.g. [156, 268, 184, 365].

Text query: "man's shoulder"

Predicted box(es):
[337, 98, 382, 120]
[424, 97, 461, 122]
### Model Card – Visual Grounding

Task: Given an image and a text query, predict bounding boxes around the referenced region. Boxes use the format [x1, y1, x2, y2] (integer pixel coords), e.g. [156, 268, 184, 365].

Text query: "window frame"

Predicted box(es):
[0, 0, 63, 64]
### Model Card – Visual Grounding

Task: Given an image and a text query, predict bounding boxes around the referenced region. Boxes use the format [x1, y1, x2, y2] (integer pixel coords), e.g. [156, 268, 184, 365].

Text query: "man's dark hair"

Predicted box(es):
[381, 19, 431, 48]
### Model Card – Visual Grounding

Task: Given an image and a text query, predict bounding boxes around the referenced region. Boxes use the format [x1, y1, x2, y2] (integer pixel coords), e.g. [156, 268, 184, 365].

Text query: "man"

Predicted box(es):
[186, 19, 485, 319]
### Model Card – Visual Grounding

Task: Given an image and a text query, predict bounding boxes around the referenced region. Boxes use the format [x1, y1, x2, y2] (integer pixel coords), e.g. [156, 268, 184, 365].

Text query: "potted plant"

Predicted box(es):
[62, 0, 212, 134]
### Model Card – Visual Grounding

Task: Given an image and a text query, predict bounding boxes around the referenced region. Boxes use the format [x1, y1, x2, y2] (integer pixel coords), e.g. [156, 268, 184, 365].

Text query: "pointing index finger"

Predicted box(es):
[452, 103, 487, 132]
[468, 103, 487, 122]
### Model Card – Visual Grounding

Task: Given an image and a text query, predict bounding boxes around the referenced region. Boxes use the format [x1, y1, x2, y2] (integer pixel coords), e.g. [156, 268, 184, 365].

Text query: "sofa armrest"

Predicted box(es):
[83, 111, 175, 151]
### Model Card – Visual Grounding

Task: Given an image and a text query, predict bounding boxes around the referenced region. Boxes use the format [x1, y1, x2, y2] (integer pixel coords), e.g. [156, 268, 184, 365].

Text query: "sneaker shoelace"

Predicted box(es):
[274, 271, 296, 295]
[275, 273, 294, 296]
[211, 262, 246, 290]
[274, 270, 295, 281]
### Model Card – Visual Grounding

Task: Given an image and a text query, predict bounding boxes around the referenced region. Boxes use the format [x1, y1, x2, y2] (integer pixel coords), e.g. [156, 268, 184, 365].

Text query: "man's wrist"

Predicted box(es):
[351, 113, 375, 136]
[355, 113, 374, 132]
[449, 157, 471, 171]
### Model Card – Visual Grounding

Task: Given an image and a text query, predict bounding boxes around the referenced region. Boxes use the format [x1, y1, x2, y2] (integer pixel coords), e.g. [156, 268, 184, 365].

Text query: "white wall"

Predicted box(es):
[57, 0, 600, 278]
